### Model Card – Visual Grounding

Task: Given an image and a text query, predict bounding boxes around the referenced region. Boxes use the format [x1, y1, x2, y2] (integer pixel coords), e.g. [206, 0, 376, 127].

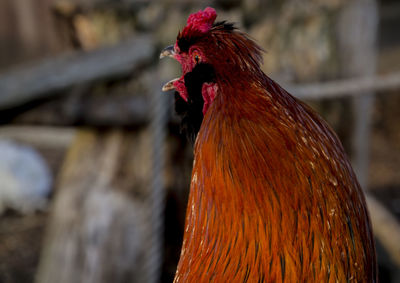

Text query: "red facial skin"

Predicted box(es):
[172, 45, 218, 114]
[171, 44, 197, 103]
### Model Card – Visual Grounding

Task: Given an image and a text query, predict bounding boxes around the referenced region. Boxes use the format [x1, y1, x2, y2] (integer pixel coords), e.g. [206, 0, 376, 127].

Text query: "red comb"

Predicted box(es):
[182, 7, 217, 35]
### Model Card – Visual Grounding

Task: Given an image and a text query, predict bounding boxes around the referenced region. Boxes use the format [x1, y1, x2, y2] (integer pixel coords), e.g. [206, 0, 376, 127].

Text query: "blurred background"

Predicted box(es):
[0, 0, 399, 282]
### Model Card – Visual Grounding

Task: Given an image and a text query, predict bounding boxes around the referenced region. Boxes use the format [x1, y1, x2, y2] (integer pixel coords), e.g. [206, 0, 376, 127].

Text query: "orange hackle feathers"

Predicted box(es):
[168, 7, 377, 283]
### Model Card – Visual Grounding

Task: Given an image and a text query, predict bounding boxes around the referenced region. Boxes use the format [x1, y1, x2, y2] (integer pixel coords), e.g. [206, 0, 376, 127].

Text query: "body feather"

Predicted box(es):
[175, 78, 376, 282]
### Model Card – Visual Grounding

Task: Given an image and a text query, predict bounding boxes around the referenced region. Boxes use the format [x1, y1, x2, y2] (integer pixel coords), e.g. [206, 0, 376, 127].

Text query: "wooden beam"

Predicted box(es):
[5, 70, 398, 127]
[12, 94, 153, 126]
[0, 35, 154, 110]
[286, 71, 400, 100]
[0, 126, 75, 148]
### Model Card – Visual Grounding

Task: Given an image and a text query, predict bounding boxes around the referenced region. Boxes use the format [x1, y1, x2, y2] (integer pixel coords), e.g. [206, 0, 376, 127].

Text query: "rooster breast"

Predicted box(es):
[174, 79, 377, 283]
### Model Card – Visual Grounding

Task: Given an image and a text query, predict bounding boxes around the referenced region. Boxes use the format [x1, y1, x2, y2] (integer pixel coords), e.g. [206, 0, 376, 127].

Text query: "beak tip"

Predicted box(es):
[160, 45, 175, 60]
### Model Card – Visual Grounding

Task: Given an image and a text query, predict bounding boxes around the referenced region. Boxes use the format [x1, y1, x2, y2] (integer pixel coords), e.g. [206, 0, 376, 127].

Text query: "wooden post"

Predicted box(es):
[337, 0, 378, 189]
[36, 128, 161, 283]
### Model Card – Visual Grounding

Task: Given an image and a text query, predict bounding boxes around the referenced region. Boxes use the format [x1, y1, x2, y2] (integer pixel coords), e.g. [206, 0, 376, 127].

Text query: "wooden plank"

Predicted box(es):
[12, 94, 152, 126]
[286, 71, 400, 100]
[0, 126, 75, 148]
[0, 35, 154, 110]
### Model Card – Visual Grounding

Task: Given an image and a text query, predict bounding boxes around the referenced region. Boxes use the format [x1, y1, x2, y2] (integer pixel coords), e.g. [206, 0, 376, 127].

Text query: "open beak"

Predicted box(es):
[160, 45, 176, 59]
[160, 45, 179, 92]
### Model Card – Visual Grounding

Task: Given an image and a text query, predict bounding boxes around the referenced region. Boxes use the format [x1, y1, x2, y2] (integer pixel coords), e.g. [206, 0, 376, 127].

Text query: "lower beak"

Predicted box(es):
[160, 45, 176, 59]
[162, 78, 179, 92]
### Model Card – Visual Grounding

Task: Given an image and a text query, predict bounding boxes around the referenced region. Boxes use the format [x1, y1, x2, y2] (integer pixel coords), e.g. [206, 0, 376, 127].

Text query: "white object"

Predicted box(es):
[0, 140, 52, 214]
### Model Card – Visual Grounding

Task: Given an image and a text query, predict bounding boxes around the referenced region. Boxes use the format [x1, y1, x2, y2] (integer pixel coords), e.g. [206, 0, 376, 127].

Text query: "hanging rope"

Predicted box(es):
[145, 70, 168, 283]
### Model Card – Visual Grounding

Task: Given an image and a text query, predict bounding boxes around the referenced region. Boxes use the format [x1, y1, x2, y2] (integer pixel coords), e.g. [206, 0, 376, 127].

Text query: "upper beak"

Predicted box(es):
[160, 45, 176, 59]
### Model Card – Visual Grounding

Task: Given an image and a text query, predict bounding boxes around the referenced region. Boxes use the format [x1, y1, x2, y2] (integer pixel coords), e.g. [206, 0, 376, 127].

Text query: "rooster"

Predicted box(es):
[161, 7, 377, 282]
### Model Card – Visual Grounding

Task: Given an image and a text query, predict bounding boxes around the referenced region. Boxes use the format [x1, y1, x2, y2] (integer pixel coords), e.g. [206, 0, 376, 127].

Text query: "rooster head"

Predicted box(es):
[161, 7, 264, 138]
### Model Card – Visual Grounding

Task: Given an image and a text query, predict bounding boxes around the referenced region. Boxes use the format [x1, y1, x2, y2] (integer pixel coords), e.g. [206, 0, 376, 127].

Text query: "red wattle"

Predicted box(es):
[173, 78, 188, 102]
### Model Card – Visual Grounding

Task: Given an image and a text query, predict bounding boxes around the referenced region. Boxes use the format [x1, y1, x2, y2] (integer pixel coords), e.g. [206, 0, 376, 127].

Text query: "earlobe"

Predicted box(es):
[202, 82, 218, 114]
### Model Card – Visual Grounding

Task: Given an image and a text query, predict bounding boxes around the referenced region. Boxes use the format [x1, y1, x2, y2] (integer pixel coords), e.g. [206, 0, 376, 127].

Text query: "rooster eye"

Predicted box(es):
[193, 52, 201, 63]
